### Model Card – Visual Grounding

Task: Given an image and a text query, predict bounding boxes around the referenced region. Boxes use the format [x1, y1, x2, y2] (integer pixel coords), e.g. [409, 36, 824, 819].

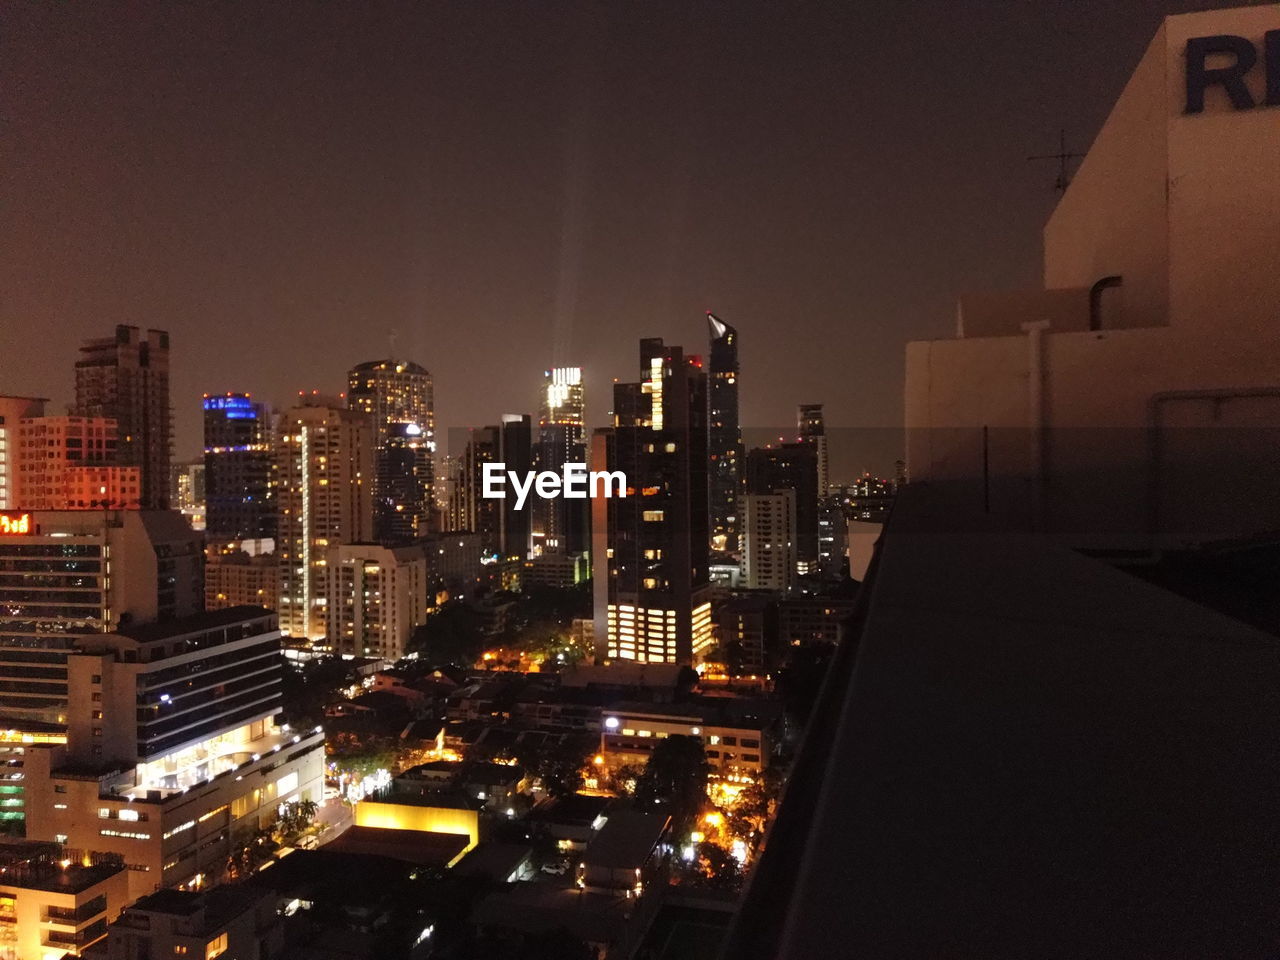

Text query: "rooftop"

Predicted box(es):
[725, 483, 1280, 958]
[583, 807, 670, 870]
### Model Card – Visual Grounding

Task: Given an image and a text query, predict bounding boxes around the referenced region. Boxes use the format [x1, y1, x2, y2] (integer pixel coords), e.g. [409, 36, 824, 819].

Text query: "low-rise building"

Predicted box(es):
[601, 700, 777, 785]
[577, 807, 671, 897]
[0, 841, 129, 960]
[105, 885, 282, 960]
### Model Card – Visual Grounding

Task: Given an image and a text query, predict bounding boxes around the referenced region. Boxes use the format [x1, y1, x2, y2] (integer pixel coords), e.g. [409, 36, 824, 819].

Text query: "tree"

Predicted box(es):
[677, 841, 742, 890]
[411, 602, 487, 665]
[635, 735, 708, 835]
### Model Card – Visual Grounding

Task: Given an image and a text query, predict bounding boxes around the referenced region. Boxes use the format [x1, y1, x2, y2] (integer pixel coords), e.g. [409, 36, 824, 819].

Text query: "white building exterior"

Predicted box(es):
[906, 5, 1280, 549]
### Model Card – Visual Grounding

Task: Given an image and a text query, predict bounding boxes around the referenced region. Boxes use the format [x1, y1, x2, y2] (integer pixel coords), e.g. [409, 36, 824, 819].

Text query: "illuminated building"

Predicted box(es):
[599, 700, 776, 784]
[374, 421, 433, 544]
[274, 399, 374, 642]
[533, 367, 588, 558]
[746, 443, 819, 576]
[203, 394, 274, 542]
[24, 608, 325, 902]
[592, 338, 713, 665]
[15, 416, 142, 510]
[204, 549, 278, 613]
[708, 314, 743, 553]
[325, 542, 429, 660]
[0, 840, 130, 960]
[0, 396, 46, 509]
[448, 418, 533, 565]
[74, 326, 171, 510]
[0, 510, 202, 830]
[741, 490, 797, 593]
[347, 360, 435, 543]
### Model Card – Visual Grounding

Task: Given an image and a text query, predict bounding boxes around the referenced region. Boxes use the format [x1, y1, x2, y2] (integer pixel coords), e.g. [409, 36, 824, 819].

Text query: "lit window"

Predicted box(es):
[206, 933, 228, 959]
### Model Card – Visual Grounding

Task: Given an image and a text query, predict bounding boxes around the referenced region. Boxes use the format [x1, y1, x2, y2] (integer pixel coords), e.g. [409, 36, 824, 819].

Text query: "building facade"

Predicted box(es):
[0, 398, 46, 510]
[23, 608, 325, 902]
[533, 367, 588, 557]
[275, 401, 374, 642]
[74, 327, 171, 510]
[592, 339, 713, 665]
[740, 491, 797, 593]
[15, 416, 141, 511]
[325, 542, 429, 660]
[347, 360, 435, 543]
[904, 5, 1280, 548]
[745, 443, 819, 575]
[203, 394, 274, 543]
[708, 314, 743, 554]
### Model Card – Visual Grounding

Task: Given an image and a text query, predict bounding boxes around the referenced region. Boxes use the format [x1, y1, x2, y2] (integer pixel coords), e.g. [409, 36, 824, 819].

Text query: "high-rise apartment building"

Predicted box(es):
[325, 543, 429, 660]
[746, 443, 819, 575]
[0, 396, 46, 509]
[24, 607, 325, 901]
[708, 314, 743, 554]
[15, 416, 142, 510]
[533, 367, 588, 557]
[592, 339, 713, 665]
[170, 458, 205, 531]
[347, 360, 435, 543]
[275, 401, 374, 642]
[74, 327, 171, 509]
[797, 403, 828, 500]
[203, 394, 274, 542]
[741, 490, 797, 593]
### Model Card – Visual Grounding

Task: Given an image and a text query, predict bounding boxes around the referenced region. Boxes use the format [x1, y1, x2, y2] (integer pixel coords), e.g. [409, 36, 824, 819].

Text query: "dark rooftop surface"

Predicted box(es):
[452, 842, 533, 881]
[726, 485, 1280, 959]
[325, 825, 470, 867]
[583, 808, 670, 870]
[116, 604, 273, 643]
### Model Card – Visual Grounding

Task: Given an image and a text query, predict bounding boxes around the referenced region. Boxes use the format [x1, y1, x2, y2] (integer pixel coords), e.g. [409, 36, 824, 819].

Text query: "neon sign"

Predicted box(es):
[0, 513, 32, 535]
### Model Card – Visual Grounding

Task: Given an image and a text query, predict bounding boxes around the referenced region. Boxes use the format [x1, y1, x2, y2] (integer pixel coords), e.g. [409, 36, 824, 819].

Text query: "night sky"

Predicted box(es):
[2, 0, 1239, 475]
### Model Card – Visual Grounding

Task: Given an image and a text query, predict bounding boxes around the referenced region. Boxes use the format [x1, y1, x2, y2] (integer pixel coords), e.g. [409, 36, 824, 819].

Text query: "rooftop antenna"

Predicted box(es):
[388, 327, 398, 359]
[1028, 129, 1085, 195]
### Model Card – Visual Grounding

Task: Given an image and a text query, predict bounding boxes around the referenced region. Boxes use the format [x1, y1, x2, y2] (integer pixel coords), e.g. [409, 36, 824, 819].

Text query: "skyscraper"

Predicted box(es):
[448, 418, 533, 565]
[204, 393, 275, 542]
[708, 313, 743, 554]
[746, 443, 819, 575]
[533, 367, 588, 557]
[593, 339, 712, 665]
[275, 399, 374, 641]
[74, 326, 171, 509]
[798, 403, 828, 499]
[347, 360, 435, 543]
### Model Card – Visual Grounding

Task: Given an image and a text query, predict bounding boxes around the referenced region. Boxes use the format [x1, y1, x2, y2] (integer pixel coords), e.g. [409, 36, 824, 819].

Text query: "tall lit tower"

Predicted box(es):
[275, 398, 374, 641]
[347, 360, 435, 543]
[74, 325, 171, 508]
[707, 313, 743, 553]
[204, 393, 275, 542]
[534, 367, 587, 556]
[592, 339, 712, 665]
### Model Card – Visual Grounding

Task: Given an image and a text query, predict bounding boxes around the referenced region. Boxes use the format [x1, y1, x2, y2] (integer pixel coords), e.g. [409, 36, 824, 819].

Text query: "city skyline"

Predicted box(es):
[1, 1, 1227, 477]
